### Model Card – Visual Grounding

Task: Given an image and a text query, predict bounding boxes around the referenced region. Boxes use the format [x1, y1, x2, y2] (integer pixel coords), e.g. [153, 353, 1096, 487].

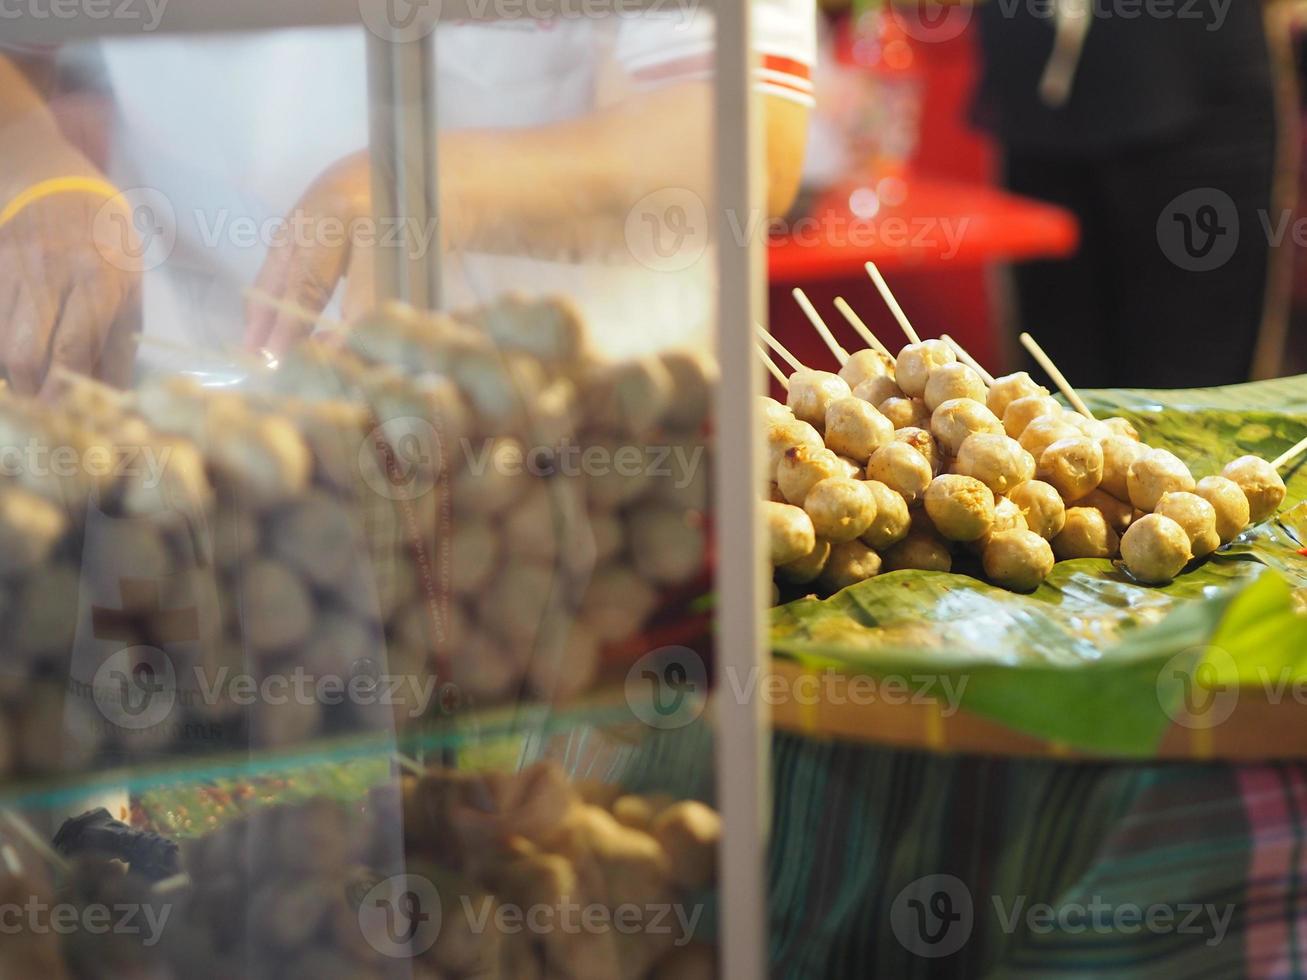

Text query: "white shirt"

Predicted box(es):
[85, 7, 814, 368]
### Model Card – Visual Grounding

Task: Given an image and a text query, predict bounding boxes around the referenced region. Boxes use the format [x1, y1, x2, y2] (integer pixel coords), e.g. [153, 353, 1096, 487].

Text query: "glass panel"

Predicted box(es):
[0, 13, 732, 977]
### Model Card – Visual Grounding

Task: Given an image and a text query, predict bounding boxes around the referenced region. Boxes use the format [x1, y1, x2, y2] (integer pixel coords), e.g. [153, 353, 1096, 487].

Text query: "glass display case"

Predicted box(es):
[0, 0, 768, 975]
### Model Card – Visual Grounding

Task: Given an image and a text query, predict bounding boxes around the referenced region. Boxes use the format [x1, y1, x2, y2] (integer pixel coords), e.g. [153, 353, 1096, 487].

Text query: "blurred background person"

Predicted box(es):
[973, 0, 1295, 389]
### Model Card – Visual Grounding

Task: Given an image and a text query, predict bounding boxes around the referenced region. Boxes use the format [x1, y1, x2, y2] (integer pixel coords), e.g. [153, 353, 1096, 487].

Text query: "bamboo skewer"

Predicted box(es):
[1271, 435, 1307, 471]
[792, 287, 848, 365]
[755, 325, 805, 373]
[1, 811, 69, 875]
[244, 287, 346, 334]
[152, 873, 193, 896]
[1019, 332, 1097, 420]
[756, 344, 790, 389]
[50, 365, 131, 403]
[865, 261, 921, 344]
[393, 752, 426, 777]
[833, 297, 894, 359]
[136, 333, 270, 373]
[941, 334, 996, 386]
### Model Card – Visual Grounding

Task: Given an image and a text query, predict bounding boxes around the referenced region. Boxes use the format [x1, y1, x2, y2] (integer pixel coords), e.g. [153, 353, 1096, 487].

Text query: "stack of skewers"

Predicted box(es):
[760, 263, 1305, 596]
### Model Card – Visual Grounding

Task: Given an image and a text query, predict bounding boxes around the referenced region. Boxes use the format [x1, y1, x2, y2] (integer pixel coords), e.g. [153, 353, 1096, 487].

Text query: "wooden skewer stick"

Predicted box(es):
[1, 811, 69, 875]
[243, 287, 346, 334]
[136, 333, 270, 373]
[865, 261, 921, 345]
[756, 343, 790, 390]
[792, 287, 848, 365]
[49, 365, 131, 404]
[833, 297, 894, 359]
[941, 334, 996, 386]
[152, 873, 193, 896]
[1271, 435, 1307, 471]
[1018, 332, 1097, 420]
[393, 752, 426, 777]
[754, 325, 805, 373]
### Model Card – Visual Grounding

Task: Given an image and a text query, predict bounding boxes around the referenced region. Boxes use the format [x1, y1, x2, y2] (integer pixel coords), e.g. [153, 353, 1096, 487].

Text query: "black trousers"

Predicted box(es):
[1003, 101, 1278, 390]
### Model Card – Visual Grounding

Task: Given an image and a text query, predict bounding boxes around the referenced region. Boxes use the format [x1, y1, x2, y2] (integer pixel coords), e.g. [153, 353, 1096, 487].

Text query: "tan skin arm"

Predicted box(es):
[440, 85, 808, 248]
[0, 56, 140, 394]
[248, 82, 810, 351]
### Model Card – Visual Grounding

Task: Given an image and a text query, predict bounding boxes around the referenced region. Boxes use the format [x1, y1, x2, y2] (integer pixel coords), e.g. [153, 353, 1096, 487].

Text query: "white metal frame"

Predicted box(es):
[1, 0, 689, 40]
[711, 1, 768, 976]
[5, 3, 768, 974]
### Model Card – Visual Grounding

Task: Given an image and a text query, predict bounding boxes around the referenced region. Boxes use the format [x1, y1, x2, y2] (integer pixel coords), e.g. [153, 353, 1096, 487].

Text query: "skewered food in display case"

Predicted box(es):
[0, 759, 721, 979]
[759, 265, 1296, 598]
[0, 295, 715, 778]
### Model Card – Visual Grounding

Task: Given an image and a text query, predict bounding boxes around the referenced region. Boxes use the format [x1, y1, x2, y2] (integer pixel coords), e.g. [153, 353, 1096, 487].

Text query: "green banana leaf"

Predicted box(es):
[769, 376, 1307, 756]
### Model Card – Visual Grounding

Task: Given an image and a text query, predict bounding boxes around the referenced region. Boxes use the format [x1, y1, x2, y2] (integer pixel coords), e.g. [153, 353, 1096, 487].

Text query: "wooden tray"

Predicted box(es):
[768, 658, 1307, 761]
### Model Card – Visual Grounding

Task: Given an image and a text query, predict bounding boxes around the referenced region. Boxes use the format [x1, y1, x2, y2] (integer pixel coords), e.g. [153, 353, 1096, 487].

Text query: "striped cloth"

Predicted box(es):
[768, 733, 1307, 980]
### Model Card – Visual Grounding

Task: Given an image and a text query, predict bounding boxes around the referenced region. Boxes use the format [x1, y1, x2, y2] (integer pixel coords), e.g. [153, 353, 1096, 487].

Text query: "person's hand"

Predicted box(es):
[245, 150, 374, 355]
[0, 117, 141, 396]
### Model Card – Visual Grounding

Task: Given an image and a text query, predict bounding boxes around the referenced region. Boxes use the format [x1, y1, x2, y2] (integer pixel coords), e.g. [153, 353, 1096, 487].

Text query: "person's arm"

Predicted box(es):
[440, 83, 809, 254]
[249, 19, 814, 354]
[247, 83, 808, 352]
[0, 54, 140, 394]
